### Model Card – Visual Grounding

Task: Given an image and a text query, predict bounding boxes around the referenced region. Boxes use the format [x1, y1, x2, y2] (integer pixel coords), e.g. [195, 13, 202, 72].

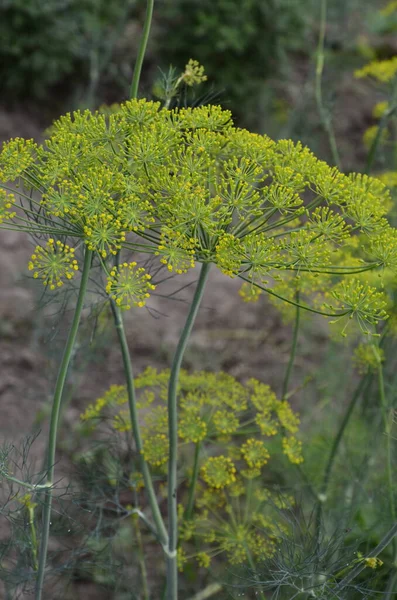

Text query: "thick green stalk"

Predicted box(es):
[35, 248, 92, 600]
[130, 0, 154, 99]
[282, 291, 300, 399]
[110, 301, 168, 548]
[315, 0, 341, 169]
[167, 262, 211, 600]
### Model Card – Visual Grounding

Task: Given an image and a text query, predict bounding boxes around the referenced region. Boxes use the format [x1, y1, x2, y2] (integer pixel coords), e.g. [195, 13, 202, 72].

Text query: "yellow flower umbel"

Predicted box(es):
[200, 456, 237, 489]
[353, 342, 384, 374]
[28, 239, 78, 290]
[106, 262, 156, 309]
[325, 279, 388, 336]
[355, 57, 397, 83]
[0, 137, 38, 181]
[180, 59, 208, 87]
[80, 368, 303, 573]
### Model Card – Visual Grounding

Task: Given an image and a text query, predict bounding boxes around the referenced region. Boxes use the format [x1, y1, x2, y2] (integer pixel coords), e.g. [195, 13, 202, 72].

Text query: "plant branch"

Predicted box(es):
[110, 301, 168, 548]
[35, 248, 92, 600]
[315, 0, 341, 169]
[282, 290, 300, 399]
[130, 0, 154, 99]
[167, 262, 211, 600]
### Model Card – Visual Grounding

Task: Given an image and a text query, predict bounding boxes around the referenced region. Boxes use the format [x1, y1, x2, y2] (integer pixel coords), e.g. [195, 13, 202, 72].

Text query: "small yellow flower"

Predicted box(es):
[241, 439, 270, 469]
[181, 59, 208, 87]
[201, 456, 236, 489]
[142, 434, 169, 467]
[179, 413, 207, 443]
[212, 409, 240, 435]
[0, 188, 16, 223]
[355, 57, 397, 83]
[196, 551, 211, 568]
[372, 101, 389, 119]
[106, 262, 155, 310]
[363, 556, 383, 569]
[28, 239, 78, 290]
[282, 436, 304, 464]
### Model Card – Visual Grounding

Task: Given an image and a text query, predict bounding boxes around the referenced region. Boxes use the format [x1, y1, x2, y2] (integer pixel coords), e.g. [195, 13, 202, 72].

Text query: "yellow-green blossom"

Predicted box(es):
[201, 456, 236, 489]
[106, 262, 155, 309]
[355, 57, 397, 83]
[28, 239, 78, 290]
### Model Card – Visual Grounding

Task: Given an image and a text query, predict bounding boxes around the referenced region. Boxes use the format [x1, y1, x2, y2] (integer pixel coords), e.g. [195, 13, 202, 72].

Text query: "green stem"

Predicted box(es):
[315, 0, 341, 169]
[2, 475, 50, 491]
[34, 248, 92, 600]
[282, 291, 300, 399]
[365, 77, 397, 175]
[132, 512, 150, 600]
[130, 0, 154, 99]
[167, 262, 211, 600]
[185, 442, 201, 520]
[110, 301, 168, 548]
[314, 374, 371, 545]
[28, 506, 39, 571]
[378, 360, 397, 561]
[185, 584, 223, 600]
[238, 275, 351, 318]
[331, 521, 397, 595]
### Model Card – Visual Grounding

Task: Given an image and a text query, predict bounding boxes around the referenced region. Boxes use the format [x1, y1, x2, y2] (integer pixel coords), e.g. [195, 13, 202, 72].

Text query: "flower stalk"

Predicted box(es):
[167, 262, 211, 599]
[110, 300, 168, 547]
[35, 248, 92, 600]
[130, 0, 154, 99]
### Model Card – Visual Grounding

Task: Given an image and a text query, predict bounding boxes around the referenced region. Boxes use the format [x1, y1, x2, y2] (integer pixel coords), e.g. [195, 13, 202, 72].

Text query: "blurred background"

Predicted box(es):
[0, 0, 396, 598]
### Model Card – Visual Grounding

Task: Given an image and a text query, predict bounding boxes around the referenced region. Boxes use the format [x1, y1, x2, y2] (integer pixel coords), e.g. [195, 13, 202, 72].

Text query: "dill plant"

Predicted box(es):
[2, 5, 397, 600]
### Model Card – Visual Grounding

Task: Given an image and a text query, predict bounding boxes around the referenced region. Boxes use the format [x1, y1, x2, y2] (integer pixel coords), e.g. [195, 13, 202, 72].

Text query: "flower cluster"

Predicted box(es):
[180, 59, 208, 87]
[0, 98, 395, 330]
[28, 239, 79, 289]
[80, 368, 300, 571]
[353, 342, 384, 374]
[82, 368, 303, 477]
[183, 483, 294, 568]
[105, 262, 155, 309]
[354, 57, 397, 83]
[0, 188, 16, 223]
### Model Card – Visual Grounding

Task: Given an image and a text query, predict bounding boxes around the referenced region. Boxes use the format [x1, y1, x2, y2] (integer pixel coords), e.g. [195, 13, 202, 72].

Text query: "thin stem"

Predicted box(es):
[282, 291, 300, 399]
[185, 442, 201, 520]
[130, 0, 154, 99]
[321, 374, 371, 499]
[110, 301, 168, 548]
[132, 513, 150, 600]
[185, 584, 223, 600]
[315, 0, 341, 169]
[331, 521, 397, 594]
[167, 262, 211, 600]
[28, 506, 39, 571]
[314, 374, 371, 547]
[35, 248, 92, 600]
[1, 474, 51, 491]
[238, 275, 351, 318]
[377, 358, 397, 561]
[365, 76, 397, 174]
